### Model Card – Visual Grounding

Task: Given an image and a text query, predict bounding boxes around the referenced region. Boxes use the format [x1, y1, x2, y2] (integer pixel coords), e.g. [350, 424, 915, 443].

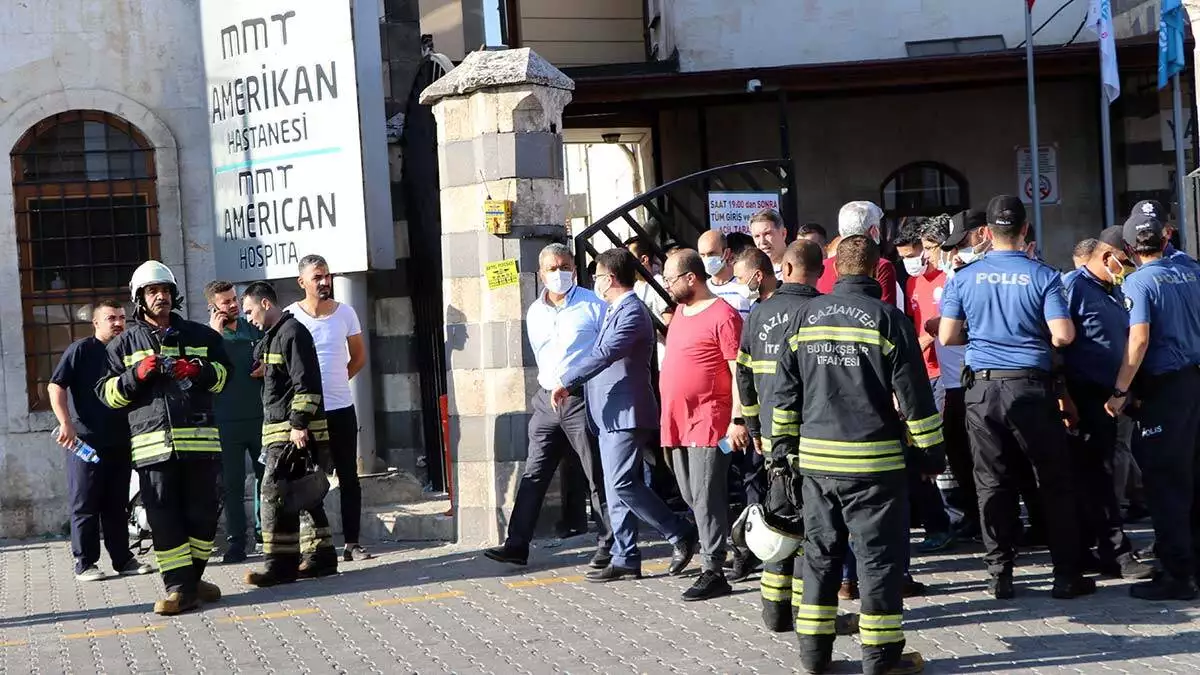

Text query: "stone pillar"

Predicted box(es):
[420, 49, 574, 546]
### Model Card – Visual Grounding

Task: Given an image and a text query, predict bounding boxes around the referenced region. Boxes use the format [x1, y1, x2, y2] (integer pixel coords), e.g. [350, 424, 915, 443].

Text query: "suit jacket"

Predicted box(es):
[561, 291, 659, 433]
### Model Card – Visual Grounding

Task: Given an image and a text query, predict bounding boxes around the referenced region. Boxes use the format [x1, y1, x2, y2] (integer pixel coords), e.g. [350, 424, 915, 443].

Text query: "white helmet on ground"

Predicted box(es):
[742, 503, 803, 563]
[129, 260, 178, 305]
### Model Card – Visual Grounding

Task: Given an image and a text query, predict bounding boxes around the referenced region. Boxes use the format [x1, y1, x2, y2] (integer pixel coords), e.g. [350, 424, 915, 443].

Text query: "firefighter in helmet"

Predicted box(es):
[96, 261, 231, 615]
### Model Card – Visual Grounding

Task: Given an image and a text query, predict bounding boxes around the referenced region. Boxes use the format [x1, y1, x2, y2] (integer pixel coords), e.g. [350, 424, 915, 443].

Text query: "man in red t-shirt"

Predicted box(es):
[816, 201, 897, 306]
[660, 249, 746, 602]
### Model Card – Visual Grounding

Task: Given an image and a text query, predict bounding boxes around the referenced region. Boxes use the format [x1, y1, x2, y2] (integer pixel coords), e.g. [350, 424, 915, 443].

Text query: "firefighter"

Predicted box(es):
[96, 261, 231, 615]
[240, 281, 339, 585]
[772, 236, 942, 675]
[734, 241, 824, 629]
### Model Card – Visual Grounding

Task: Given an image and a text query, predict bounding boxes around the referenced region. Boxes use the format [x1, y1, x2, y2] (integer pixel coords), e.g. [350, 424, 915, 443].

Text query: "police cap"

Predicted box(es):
[1098, 226, 1125, 250]
[986, 195, 1027, 228]
[1131, 199, 1167, 221]
[1123, 212, 1165, 246]
[941, 209, 988, 250]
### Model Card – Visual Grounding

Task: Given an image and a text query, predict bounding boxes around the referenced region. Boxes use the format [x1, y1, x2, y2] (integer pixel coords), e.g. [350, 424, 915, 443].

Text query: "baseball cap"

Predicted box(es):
[1098, 225, 1126, 250]
[941, 209, 988, 250]
[986, 195, 1027, 228]
[1131, 199, 1167, 221]
[1123, 212, 1165, 246]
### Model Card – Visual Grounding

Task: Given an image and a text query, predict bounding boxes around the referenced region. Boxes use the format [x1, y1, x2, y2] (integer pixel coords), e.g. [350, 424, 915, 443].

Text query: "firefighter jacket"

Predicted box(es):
[97, 312, 231, 468]
[769, 276, 946, 478]
[735, 284, 822, 444]
[255, 312, 330, 456]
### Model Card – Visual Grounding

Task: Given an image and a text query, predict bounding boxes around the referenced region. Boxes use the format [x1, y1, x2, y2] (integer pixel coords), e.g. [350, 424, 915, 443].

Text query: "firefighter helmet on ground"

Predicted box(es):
[129, 260, 178, 305]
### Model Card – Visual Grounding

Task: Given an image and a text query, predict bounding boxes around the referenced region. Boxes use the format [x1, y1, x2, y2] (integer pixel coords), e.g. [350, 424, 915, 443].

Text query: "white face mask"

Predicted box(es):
[902, 255, 927, 277]
[702, 255, 725, 276]
[544, 270, 575, 296]
[956, 247, 979, 265]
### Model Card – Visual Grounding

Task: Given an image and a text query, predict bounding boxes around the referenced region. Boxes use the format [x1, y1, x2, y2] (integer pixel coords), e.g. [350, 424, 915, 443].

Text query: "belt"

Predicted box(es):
[974, 368, 1050, 381]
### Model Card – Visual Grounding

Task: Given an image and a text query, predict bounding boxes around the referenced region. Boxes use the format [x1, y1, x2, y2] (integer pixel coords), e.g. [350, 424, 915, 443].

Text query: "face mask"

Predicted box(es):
[738, 275, 761, 301]
[544, 270, 574, 295]
[956, 247, 979, 265]
[1105, 257, 1132, 286]
[902, 255, 927, 277]
[594, 275, 613, 301]
[702, 256, 725, 276]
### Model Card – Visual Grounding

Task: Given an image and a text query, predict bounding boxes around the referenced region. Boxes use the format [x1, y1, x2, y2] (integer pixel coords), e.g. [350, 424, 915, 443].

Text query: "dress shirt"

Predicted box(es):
[527, 285, 606, 391]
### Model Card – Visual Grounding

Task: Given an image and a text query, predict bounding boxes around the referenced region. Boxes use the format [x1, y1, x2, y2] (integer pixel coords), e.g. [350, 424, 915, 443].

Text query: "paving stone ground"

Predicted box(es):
[1, 527, 1198, 674]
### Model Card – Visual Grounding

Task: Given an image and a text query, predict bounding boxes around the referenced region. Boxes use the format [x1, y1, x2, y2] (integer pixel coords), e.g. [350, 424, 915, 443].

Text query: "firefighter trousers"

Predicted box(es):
[759, 466, 804, 631]
[798, 473, 908, 675]
[139, 459, 222, 596]
[260, 445, 337, 577]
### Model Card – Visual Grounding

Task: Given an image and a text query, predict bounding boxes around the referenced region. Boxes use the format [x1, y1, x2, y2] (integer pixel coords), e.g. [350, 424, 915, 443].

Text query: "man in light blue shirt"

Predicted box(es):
[484, 244, 614, 569]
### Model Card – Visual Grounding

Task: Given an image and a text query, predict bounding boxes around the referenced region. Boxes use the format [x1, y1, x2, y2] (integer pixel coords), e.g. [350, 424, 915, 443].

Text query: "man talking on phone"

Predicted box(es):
[205, 281, 266, 564]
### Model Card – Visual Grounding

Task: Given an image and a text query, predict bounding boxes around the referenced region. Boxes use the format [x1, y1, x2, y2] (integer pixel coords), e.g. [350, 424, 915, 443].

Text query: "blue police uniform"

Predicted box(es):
[941, 248, 1085, 589]
[1120, 255, 1200, 590]
[1061, 267, 1143, 575]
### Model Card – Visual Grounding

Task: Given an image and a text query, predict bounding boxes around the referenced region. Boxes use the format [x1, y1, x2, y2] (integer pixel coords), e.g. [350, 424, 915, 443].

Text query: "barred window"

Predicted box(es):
[881, 161, 969, 219]
[11, 111, 160, 412]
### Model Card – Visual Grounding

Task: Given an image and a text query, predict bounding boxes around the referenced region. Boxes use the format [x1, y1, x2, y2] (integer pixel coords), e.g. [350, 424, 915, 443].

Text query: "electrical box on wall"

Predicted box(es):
[484, 199, 513, 235]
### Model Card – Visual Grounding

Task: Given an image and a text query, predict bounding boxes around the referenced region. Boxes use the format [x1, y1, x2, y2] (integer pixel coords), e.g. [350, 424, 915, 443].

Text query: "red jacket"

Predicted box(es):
[816, 256, 897, 305]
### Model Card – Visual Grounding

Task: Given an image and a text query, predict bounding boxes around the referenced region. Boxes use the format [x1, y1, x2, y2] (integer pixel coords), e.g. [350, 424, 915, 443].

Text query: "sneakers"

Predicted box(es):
[1129, 574, 1198, 601]
[988, 574, 1015, 599]
[1050, 575, 1096, 599]
[1096, 553, 1155, 580]
[75, 565, 105, 582]
[221, 546, 248, 565]
[917, 531, 955, 554]
[343, 544, 374, 562]
[117, 559, 154, 576]
[728, 551, 761, 583]
[682, 570, 732, 602]
[153, 592, 199, 616]
[838, 581, 860, 600]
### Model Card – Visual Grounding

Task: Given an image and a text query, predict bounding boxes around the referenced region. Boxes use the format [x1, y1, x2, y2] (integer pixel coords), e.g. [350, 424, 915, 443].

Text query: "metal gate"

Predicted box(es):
[572, 158, 797, 315]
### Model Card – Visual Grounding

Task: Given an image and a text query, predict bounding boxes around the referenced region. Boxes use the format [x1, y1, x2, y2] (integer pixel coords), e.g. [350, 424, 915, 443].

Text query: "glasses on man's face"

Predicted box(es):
[661, 272, 691, 286]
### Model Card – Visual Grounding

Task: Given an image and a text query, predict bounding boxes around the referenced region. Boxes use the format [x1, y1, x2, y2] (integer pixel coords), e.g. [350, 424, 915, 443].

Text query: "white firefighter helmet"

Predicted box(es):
[129, 260, 177, 304]
[743, 503, 803, 563]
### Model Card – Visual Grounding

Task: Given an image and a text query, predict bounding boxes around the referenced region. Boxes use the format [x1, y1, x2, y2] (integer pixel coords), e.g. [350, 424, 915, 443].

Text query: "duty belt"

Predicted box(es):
[973, 368, 1050, 381]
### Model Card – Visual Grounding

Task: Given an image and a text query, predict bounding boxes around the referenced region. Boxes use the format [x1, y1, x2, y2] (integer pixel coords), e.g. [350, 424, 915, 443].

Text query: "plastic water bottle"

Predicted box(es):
[717, 437, 733, 455]
[53, 428, 99, 463]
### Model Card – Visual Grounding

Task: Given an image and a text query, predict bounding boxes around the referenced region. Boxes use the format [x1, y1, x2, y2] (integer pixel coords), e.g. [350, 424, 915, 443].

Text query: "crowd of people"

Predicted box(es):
[49, 254, 372, 615]
[484, 196, 1200, 675]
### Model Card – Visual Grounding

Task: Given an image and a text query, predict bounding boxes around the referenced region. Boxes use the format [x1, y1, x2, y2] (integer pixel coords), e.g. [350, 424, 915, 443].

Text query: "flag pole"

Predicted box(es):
[1100, 83, 1115, 228]
[1025, 1, 1044, 244]
[1173, 72, 1189, 251]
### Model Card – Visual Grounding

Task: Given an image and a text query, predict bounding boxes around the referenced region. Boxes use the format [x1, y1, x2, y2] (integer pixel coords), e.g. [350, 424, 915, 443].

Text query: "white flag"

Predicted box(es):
[1089, 0, 1120, 103]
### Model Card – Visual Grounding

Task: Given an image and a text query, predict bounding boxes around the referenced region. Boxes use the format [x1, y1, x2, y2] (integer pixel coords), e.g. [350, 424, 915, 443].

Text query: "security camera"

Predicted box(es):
[746, 79, 762, 93]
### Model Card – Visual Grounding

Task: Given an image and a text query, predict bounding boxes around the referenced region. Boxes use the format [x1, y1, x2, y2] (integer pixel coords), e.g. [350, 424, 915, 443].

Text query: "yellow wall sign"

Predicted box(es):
[485, 259, 520, 289]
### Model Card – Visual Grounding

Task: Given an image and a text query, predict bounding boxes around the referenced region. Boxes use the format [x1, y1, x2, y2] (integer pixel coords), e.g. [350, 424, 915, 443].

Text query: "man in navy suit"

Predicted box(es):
[552, 248, 699, 582]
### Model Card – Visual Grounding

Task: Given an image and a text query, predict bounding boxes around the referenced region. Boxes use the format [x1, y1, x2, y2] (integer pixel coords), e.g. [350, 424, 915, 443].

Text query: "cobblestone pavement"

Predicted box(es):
[1, 528, 1198, 674]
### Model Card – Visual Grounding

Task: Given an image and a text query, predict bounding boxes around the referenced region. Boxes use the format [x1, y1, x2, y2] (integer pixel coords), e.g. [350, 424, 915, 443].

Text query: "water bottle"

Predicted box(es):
[717, 437, 734, 455]
[159, 356, 192, 391]
[52, 428, 99, 463]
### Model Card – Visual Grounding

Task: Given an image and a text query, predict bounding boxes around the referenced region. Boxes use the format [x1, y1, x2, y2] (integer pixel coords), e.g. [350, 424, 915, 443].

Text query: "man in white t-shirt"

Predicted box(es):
[286, 255, 372, 562]
[698, 230, 752, 319]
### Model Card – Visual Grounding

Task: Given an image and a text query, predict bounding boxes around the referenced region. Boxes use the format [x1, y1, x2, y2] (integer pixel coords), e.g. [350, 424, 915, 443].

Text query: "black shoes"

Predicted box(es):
[1050, 575, 1096, 599]
[988, 574, 1015, 599]
[728, 551, 760, 583]
[1130, 574, 1198, 601]
[682, 570, 732, 601]
[1096, 553, 1155, 580]
[586, 565, 642, 583]
[221, 545, 247, 564]
[669, 530, 699, 576]
[483, 544, 528, 566]
[588, 548, 612, 570]
[902, 575, 926, 598]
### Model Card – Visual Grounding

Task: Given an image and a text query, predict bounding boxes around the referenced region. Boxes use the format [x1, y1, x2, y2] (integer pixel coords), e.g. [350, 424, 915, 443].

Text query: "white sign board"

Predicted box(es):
[708, 192, 780, 235]
[201, 1, 369, 281]
[1016, 145, 1060, 205]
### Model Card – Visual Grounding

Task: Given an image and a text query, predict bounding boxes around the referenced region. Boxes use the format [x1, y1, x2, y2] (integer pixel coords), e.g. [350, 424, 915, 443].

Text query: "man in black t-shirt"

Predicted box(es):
[48, 300, 153, 581]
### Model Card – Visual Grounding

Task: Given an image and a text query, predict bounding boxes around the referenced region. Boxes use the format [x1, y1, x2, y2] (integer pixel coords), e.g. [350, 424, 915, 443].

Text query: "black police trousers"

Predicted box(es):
[1065, 378, 1133, 563]
[759, 467, 804, 632]
[1130, 367, 1200, 582]
[139, 459, 221, 595]
[260, 445, 337, 578]
[798, 473, 908, 675]
[965, 376, 1080, 579]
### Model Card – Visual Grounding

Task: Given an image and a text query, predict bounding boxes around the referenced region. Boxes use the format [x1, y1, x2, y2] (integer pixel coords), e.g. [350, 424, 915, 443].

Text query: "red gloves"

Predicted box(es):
[173, 358, 203, 381]
[134, 355, 161, 382]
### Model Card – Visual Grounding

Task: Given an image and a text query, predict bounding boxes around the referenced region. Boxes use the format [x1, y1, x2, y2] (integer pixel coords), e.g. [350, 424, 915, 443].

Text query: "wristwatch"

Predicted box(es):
[732, 417, 746, 426]
[1112, 388, 1128, 398]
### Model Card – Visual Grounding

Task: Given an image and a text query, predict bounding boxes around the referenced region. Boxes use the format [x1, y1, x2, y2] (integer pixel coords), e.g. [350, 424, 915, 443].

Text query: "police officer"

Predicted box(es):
[938, 195, 1093, 600]
[734, 241, 824, 629]
[773, 236, 939, 675]
[97, 261, 232, 615]
[1105, 211, 1200, 600]
[1130, 199, 1199, 269]
[1061, 228, 1153, 580]
[240, 281, 340, 586]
